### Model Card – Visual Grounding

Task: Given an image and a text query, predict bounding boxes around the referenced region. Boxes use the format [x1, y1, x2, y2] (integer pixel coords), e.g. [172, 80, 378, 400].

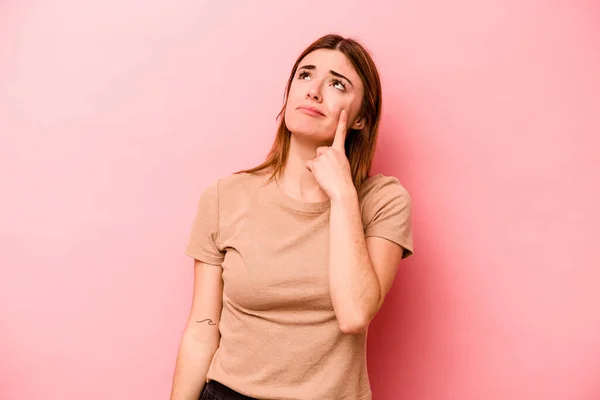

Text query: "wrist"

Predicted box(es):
[330, 185, 358, 205]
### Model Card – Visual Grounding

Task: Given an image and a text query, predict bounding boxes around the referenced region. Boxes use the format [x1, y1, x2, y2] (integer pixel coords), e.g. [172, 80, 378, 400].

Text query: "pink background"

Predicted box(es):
[1, 1, 599, 399]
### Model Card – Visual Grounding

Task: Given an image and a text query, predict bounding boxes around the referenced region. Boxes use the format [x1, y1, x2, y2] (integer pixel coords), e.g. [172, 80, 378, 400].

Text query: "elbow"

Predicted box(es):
[336, 291, 381, 334]
[338, 313, 369, 334]
[337, 299, 381, 334]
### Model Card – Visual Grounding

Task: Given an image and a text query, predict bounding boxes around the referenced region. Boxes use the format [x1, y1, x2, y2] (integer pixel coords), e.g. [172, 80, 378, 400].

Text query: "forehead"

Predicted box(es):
[298, 49, 359, 79]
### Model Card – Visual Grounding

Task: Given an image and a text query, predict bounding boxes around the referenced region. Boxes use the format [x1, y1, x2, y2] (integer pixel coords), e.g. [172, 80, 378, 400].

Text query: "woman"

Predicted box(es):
[171, 33, 414, 400]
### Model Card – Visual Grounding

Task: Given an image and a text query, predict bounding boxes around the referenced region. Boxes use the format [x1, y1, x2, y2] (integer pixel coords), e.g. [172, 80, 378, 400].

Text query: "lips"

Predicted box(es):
[297, 106, 325, 117]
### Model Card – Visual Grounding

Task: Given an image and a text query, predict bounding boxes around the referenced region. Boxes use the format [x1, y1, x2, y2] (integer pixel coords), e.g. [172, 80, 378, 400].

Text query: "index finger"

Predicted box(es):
[332, 109, 348, 149]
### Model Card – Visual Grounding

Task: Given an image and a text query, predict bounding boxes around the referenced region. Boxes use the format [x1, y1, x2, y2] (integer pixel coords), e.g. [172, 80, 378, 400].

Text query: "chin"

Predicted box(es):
[285, 114, 327, 138]
[290, 131, 332, 146]
[287, 121, 323, 139]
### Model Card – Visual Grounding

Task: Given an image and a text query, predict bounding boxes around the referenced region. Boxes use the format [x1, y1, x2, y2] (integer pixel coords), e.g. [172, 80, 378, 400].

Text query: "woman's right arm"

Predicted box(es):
[170, 259, 224, 400]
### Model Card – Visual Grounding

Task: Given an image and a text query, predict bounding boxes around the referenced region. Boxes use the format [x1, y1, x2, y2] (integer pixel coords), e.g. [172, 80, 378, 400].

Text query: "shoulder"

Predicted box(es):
[358, 174, 411, 205]
[201, 170, 271, 203]
[358, 174, 414, 257]
[218, 170, 270, 192]
[358, 173, 412, 228]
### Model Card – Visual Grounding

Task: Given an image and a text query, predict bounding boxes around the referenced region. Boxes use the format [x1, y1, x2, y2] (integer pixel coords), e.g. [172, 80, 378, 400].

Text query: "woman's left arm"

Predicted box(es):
[306, 109, 406, 334]
[328, 190, 404, 334]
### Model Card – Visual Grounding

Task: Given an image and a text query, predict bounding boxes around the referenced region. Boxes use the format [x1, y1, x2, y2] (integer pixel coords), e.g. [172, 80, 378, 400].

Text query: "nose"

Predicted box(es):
[305, 84, 322, 102]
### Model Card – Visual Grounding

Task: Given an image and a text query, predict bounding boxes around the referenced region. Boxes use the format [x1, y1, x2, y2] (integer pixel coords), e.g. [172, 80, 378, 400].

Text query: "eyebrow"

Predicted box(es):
[298, 64, 354, 87]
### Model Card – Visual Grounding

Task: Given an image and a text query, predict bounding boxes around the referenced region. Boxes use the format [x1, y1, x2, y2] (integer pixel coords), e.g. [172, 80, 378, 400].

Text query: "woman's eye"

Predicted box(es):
[332, 79, 346, 91]
[299, 71, 310, 80]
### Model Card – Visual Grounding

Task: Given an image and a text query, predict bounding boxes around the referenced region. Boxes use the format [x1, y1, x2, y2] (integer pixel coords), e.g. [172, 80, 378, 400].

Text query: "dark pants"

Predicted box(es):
[200, 380, 258, 400]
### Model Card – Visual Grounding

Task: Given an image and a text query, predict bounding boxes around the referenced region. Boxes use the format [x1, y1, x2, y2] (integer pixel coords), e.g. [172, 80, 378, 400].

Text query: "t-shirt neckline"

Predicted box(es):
[266, 175, 331, 214]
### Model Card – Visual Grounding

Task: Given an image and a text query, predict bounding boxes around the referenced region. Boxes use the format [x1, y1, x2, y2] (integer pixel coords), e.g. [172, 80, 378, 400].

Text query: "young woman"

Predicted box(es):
[171, 33, 414, 400]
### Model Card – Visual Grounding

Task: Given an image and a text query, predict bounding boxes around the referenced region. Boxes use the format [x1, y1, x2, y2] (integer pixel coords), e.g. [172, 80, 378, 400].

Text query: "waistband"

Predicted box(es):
[204, 380, 258, 400]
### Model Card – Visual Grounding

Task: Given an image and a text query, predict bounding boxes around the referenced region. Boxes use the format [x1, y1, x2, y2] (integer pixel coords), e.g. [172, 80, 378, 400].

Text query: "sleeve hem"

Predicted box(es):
[364, 231, 414, 259]
[184, 249, 224, 266]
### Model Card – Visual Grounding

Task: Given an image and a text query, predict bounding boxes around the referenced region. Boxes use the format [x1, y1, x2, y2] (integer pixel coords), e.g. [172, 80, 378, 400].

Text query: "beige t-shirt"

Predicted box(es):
[185, 170, 414, 400]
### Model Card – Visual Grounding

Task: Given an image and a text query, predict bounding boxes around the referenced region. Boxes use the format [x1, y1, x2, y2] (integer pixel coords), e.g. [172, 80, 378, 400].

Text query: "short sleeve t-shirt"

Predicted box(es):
[185, 170, 414, 400]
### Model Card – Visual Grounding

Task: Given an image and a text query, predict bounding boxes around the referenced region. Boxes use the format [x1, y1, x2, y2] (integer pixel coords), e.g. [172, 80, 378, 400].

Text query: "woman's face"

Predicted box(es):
[284, 49, 365, 144]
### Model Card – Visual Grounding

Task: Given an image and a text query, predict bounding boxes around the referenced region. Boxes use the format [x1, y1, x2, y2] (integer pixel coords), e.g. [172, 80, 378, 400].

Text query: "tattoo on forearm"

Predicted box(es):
[196, 319, 216, 325]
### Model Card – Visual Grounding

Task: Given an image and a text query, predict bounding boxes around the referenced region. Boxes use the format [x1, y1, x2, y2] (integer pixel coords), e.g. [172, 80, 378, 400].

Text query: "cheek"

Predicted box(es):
[283, 104, 303, 132]
[345, 98, 364, 124]
[329, 91, 359, 110]
[287, 83, 304, 102]
[283, 91, 303, 117]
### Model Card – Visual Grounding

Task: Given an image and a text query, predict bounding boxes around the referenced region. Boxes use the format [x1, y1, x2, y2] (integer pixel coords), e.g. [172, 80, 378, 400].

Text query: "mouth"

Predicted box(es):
[297, 106, 326, 117]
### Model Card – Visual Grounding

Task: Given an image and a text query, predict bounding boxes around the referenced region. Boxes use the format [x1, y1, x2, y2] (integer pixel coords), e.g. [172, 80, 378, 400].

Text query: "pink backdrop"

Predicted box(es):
[1, 1, 599, 399]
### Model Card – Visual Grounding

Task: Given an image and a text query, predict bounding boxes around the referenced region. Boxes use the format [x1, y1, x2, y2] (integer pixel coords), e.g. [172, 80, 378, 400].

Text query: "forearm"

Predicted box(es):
[328, 189, 380, 333]
[170, 329, 219, 400]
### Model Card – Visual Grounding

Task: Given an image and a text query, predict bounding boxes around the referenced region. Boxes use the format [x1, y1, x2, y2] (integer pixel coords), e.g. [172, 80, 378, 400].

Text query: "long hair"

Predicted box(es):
[234, 34, 383, 191]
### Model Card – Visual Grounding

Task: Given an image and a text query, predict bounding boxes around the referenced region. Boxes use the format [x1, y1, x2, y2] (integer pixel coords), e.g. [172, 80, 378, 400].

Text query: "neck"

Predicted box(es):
[277, 133, 329, 202]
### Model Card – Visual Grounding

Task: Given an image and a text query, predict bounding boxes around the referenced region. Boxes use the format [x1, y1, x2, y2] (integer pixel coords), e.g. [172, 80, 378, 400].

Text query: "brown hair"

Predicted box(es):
[234, 33, 383, 190]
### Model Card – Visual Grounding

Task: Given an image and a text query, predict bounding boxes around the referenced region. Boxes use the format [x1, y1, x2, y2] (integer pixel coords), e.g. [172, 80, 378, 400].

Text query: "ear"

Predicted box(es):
[351, 116, 365, 130]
